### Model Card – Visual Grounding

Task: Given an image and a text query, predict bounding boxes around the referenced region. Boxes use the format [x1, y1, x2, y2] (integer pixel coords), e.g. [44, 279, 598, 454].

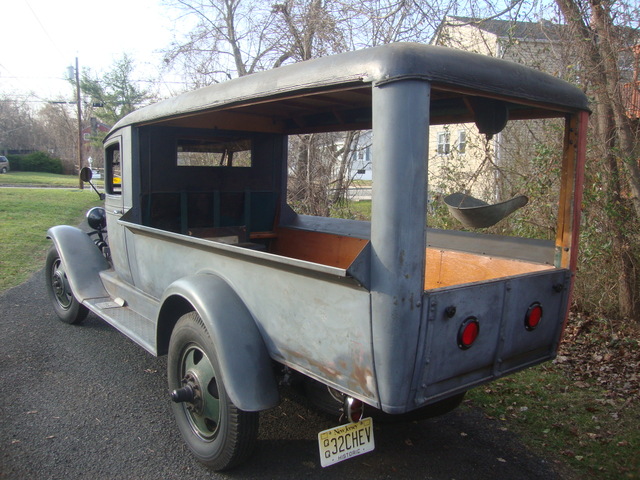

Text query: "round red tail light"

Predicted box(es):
[458, 317, 480, 349]
[525, 302, 543, 331]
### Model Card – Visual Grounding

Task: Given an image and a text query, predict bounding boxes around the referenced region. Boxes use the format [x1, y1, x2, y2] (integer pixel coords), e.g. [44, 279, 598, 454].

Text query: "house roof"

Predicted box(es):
[110, 42, 589, 135]
[82, 122, 111, 134]
[446, 16, 565, 42]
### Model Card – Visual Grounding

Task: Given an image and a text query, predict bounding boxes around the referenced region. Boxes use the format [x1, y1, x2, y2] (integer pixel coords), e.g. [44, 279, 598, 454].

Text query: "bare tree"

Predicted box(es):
[163, 0, 288, 85]
[36, 103, 78, 173]
[552, 0, 640, 320]
[556, 0, 640, 214]
[0, 96, 46, 155]
[162, 1, 533, 216]
[164, 0, 352, 215]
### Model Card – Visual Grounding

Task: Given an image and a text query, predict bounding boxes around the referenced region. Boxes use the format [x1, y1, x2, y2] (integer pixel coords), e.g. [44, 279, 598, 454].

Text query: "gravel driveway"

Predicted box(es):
[1, 271, 568, 479]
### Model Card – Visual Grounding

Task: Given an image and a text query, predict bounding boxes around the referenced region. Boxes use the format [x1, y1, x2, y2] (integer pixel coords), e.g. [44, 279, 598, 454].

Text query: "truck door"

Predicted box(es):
[104, 137, 133, 284]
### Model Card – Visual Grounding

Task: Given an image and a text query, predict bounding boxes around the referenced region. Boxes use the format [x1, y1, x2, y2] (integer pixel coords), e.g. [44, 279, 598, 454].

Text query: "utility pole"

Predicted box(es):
[75, 57, 84, 189]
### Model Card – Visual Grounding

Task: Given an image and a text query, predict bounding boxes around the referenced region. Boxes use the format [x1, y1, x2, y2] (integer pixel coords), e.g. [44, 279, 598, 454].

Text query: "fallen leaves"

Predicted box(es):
[557, 313, 640, 407]
[471, 312, 639, 479]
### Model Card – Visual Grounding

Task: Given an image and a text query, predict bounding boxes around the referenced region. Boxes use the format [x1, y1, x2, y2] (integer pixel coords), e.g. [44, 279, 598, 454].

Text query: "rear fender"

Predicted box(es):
[46, 225, 109, 302]
[160, 274, 279, 412]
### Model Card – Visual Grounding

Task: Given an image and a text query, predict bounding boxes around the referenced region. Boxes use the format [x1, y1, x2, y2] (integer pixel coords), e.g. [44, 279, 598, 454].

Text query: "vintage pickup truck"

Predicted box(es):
[46, 43, 589, 470]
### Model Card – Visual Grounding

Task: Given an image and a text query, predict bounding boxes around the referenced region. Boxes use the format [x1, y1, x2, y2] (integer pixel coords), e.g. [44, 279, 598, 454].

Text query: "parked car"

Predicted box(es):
[45, 43, 589, 471]
[0, 156, 9, 173]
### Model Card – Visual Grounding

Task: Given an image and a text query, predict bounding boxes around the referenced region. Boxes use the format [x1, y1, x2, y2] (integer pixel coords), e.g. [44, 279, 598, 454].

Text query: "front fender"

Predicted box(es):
[160, 274, 279, 412]
[47, 225, 109, 302]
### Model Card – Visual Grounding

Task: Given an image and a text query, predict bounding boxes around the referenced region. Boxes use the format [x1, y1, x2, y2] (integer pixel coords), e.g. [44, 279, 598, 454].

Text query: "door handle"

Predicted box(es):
[113, 209, 123, 215]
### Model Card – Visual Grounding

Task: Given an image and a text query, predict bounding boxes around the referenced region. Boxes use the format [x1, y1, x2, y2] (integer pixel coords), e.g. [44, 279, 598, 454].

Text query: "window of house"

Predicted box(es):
[457, 130, 466, 154]
[105, 141, 122, 195]
[177, 137, 252, 167]
[437, 131, 450, 155]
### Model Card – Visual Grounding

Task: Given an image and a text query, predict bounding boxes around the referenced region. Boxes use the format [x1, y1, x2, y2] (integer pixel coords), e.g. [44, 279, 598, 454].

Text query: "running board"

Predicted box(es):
[84, 297, 157, 355]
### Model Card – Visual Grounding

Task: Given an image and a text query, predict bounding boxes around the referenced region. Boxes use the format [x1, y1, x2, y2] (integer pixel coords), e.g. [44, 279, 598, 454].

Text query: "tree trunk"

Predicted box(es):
[589, 1, 640, 219]
[555, 0, 640, 320]
[332, 131, 357, 205]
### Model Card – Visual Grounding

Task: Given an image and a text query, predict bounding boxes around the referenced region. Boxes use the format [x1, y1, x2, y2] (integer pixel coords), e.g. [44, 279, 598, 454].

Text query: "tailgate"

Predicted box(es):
[413, 268, 570, 406]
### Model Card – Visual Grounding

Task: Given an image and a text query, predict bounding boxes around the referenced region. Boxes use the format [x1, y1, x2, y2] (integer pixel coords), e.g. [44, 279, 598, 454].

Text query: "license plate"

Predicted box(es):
[318, 417, 375, 467]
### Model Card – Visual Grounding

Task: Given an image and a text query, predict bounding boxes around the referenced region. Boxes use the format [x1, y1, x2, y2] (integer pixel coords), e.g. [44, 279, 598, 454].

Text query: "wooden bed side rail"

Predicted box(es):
[249, 231, 278, 239]
[425, 248, 554, 290]
[269, 227, 369, 269]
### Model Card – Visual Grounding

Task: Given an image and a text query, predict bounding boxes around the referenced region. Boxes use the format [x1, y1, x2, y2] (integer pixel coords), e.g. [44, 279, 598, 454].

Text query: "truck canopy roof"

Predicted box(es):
[110, 42, 589, 136]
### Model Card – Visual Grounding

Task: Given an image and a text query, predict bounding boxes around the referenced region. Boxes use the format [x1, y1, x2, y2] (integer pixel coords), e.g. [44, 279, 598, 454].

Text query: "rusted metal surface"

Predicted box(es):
[123, 221, 377, 403]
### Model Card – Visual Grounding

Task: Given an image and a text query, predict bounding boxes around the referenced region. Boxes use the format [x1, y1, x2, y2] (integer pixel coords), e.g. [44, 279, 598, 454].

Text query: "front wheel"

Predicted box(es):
[168, 312, 259, 471]
[45, 246, 88, 325]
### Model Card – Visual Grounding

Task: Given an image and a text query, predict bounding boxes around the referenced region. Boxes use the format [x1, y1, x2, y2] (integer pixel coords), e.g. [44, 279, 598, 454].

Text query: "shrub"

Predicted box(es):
[8, 152, 63, 174]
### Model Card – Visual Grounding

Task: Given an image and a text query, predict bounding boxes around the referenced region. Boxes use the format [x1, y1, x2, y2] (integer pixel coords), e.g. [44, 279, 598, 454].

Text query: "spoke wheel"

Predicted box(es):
[168, 312, 258, 471]
[45, 246, 88, 325]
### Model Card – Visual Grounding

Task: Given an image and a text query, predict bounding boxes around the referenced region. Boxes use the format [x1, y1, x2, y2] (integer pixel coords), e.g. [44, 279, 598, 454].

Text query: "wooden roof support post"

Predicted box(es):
[555, 113, 586, 270]
[568, 111, 588, 273]
[556, 111, 588, 331]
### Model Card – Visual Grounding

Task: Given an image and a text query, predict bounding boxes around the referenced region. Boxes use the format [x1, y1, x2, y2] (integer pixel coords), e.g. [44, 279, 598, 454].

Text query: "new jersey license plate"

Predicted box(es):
[318, 417, 375, 467]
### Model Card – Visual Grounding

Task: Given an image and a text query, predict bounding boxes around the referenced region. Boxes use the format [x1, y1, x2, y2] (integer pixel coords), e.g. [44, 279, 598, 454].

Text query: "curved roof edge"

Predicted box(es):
[112, 43, 589, 132]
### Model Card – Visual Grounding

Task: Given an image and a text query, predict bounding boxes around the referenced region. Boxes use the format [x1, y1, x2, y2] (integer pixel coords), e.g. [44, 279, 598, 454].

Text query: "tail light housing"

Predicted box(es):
[525, 302, 543, 331]
[458, 317, 480, 349]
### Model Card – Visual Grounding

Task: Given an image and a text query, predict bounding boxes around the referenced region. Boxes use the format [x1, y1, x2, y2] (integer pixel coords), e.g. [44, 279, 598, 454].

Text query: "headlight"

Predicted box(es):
[86, 207, 107, 230]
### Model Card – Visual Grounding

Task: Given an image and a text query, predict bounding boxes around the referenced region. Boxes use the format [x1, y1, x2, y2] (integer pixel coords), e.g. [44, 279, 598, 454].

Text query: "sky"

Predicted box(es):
[0, 0, 180, 104]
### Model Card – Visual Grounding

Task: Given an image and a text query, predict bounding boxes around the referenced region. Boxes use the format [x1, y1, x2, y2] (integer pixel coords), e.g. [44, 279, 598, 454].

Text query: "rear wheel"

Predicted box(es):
[45, 246, 88, 325]
[168, 311, 259, 471]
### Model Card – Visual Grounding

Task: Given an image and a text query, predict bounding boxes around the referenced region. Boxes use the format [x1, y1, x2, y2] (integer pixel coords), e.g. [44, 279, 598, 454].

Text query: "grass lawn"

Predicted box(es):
[465, 361, 639, 479]
[331, 199, 372, 220]
[0, 187, 102, 291]
[0, 171, 104, 188]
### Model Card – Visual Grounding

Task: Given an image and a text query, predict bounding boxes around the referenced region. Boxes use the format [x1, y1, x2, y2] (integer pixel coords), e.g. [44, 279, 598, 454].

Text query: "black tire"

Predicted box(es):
[168, 312, 259, 471]
[45, 246, 89, 325]
[1, 167, 7, 174]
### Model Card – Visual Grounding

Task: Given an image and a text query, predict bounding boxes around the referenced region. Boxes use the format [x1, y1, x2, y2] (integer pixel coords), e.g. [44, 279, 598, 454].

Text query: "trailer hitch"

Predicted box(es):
[343, 396, 364, 423]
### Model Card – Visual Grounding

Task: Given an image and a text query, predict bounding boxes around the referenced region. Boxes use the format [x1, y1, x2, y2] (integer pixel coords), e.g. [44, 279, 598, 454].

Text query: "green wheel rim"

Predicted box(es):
[180, 344, 221, 440]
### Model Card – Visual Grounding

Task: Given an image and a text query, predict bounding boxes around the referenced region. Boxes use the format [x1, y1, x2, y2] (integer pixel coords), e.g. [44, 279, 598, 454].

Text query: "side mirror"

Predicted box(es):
[80, 167, 105, 200]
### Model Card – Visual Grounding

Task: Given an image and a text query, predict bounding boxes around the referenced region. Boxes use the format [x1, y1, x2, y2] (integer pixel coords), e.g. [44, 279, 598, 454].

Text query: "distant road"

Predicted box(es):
[1, 272, 568, 480]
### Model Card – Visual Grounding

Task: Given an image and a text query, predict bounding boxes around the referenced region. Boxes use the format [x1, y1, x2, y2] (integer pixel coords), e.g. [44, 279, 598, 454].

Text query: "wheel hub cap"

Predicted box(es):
[51, 263, 72, 309]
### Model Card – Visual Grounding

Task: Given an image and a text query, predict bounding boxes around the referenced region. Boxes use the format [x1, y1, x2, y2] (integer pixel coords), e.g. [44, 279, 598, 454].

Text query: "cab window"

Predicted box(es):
[105, 141, 122, 195]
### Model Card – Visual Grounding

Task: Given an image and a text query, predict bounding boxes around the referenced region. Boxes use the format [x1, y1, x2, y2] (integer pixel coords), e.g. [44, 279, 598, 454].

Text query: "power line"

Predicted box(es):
[1, 75, 69, 81]
[24, 0, 67, 60]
